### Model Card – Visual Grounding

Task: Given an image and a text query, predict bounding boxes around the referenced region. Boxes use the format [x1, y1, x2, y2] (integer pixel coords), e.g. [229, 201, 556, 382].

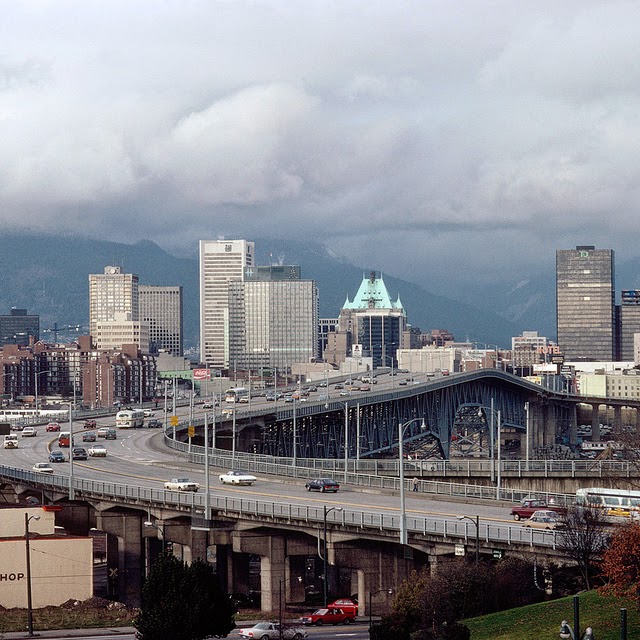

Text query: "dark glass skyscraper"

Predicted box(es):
[556, 246, 615, 361]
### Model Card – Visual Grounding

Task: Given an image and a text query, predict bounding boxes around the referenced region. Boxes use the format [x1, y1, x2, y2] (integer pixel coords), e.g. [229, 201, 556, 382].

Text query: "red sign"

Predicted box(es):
[193, 369, 211, 381]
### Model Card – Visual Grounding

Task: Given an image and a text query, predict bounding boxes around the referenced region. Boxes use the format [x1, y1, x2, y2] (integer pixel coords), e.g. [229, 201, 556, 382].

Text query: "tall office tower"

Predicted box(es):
[228, 272, 318, 371]
[199, 239, 254, 368]
[88, 266, 141, 349]
[620, 290, 640, 361]
[0, 308, 39, 346]
[139, 285, 183, 356]
[338, 271, 407, 367]
[556, 246, 615, 361]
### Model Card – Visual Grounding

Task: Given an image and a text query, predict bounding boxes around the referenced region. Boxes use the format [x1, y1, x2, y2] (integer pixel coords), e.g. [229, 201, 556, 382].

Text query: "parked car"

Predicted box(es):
[48, 450, 66, 463]
[21, 427, 37, 437]
[219, 470, 257, 486]
[305, 478, 340, 493]
[82, 431, 97, 442]
[33, 462, 54, 474]
[83, 419, 97, 429]
[522, 510, 565, 530]
[147, 419, 163, 428]
[45, 422, 61, 432]
[72, 447, 89, 460]
[300, 608, 355, 626]
[164, 478, 199, 492]
[328, 598, 359, 616]
[88, 444, 108, 457]
[237, 622, 307, 639]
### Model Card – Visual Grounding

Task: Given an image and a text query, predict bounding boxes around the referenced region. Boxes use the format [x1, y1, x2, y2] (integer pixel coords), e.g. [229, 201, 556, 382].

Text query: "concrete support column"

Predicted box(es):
[544, 404, 557, 447]
[190, 528, 209, 563]
[636, 407, 640, 431]
[259, 537, 286, 612]
[613, 405, 623, 437]
[96, 511, 144, 608]
[591, 404, 601, 442]
[568, 404, 578, 446]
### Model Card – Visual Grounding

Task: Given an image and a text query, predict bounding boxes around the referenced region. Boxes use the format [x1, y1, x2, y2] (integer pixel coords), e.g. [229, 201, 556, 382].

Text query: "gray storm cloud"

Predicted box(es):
[0, 0, 639, 287]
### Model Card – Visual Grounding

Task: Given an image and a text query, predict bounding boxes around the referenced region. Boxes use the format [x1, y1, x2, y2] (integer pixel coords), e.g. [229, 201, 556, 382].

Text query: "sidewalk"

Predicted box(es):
[2, 627, 136, 639]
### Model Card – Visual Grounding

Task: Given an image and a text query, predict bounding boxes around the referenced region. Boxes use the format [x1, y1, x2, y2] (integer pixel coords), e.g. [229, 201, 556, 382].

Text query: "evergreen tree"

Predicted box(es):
[135, 553, 235, 640]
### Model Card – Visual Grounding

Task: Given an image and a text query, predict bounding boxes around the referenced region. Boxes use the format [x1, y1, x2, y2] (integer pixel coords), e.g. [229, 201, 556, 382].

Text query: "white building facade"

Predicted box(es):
[199, 240, 255, 368]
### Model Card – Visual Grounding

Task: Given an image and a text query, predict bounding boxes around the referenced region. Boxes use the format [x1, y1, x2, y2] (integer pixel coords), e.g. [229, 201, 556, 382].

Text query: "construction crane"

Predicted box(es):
[41, 323, 86, 343]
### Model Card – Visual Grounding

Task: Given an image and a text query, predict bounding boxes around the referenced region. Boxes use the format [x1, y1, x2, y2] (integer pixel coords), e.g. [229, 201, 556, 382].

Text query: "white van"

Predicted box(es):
[3, 434, 18, 449]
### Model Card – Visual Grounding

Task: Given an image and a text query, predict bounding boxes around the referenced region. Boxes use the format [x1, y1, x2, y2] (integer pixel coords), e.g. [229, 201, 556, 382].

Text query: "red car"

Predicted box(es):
[328, 598, 358, 616]
[83, 419, 97, 429]
[45, 423, 61, 432]
[299, 608, 355, 625]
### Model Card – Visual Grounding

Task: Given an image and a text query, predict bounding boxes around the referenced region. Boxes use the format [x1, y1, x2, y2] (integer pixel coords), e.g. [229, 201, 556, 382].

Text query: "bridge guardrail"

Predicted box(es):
[168, 434, 575, 507]
[0, 463, 561, 550]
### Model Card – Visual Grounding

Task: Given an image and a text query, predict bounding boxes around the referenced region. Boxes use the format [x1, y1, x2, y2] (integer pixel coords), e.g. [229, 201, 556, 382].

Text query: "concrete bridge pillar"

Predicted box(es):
[259, 536, 286, 612]
[229, 551, 250, 597]
[613, 405, 623, 437]
[568, 404, 578, 446]
[636, 407, 640, 431]
[591, 404, 601, 442]
[96, 510, 144, 607]
[544, 404, 557, 447]
[189, 528, 209, 563]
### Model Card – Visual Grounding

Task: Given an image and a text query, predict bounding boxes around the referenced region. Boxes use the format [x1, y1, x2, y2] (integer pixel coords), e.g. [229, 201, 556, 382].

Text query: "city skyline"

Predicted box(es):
[2, 2, 640, 294]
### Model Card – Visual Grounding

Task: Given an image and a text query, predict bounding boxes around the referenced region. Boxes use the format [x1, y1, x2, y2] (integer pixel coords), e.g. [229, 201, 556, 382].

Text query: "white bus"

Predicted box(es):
[225, 387, 248, 403]
[116, 409, 145, 428]
[576, 487, 640, 517]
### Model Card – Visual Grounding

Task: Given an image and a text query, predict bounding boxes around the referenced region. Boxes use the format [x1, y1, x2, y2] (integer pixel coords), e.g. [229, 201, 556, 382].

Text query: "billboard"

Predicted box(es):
[193, 369, 211, 381]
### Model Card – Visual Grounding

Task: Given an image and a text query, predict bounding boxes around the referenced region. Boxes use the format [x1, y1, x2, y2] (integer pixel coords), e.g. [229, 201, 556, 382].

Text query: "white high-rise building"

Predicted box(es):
[199, 239, 254, 368]
[88, 266, 141, 349]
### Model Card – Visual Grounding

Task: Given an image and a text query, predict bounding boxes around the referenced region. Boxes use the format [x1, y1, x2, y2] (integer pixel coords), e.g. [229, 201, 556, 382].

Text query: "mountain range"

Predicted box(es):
[3, 233, 639, 353]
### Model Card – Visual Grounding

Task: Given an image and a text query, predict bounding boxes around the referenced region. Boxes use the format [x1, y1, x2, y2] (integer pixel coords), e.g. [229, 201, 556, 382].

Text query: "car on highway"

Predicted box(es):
[82, 431, 97, 442]
[328, 597, 359, 615]
[164, 478, 199, 492]
[299, 608, 355, 625]
[522, 510, 565, 530]
[88, 444, 107, 457]
[48, 450, 66, 463]
[97, 427, 117, 439]
[72, 447, 89, 460]
[219, 470, 257, 486]
[304, 478, 340, 493]
[147, 419, 163, 428]
[398, 380, 408, 386]
[46, 422, 61, 432]
[237, 622, 307, 639]
[21, 427, 37, 437]
[143, 409, 155, 417]
[83, 419, 97, 429]
[11, 423, 26, 431]
[202, 400, 218, 409]
[33, 462, 54, 473]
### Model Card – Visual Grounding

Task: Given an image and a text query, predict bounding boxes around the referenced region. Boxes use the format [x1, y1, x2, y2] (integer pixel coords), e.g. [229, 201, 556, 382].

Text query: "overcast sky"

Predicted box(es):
[2, 1, 639, 290]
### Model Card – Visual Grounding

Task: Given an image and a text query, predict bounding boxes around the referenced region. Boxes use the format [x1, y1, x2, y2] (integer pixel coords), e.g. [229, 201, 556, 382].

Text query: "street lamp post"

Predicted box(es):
[25, 513, 41, 637]
[34, 370, 47, 418]
[457, 515, 480, 564]
[278, 576, 302, 640]
[322, 505, 343, 606]
[399, 417, 426, 545]
[143, 520, 165, 552]
[478, 401, 502, 497]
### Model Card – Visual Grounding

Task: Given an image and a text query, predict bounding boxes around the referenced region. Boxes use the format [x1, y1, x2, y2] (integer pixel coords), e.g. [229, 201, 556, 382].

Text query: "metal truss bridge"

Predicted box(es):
[223, 370, 589, 461]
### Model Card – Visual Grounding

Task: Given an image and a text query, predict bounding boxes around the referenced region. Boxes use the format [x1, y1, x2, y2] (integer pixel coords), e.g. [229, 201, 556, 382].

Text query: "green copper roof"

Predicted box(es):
[343, 272, 404, 311]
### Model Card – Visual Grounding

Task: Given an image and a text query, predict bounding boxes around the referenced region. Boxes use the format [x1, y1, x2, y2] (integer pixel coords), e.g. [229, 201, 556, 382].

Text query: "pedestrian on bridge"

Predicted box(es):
[412, 477, 418, 492]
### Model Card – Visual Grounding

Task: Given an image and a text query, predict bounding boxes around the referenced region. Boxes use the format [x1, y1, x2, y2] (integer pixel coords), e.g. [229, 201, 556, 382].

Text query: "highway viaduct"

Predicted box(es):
[1, 461, 572, 612]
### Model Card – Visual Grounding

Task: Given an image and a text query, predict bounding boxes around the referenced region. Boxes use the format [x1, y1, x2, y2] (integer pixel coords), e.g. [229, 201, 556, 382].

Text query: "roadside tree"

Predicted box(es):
[601, 522, 640, 609]
[558, 506, 610, 590]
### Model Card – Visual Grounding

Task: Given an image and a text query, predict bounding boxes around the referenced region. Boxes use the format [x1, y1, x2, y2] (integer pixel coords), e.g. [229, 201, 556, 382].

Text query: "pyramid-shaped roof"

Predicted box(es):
[343, 272, 404, 311]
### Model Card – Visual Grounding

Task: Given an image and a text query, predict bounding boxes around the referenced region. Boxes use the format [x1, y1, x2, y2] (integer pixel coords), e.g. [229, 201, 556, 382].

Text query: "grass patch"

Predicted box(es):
[465, 590, 638, 640]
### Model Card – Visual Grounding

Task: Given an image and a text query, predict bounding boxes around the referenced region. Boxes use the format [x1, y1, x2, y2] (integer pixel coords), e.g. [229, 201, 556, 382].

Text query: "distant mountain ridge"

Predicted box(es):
[0, 232, 548, 351]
